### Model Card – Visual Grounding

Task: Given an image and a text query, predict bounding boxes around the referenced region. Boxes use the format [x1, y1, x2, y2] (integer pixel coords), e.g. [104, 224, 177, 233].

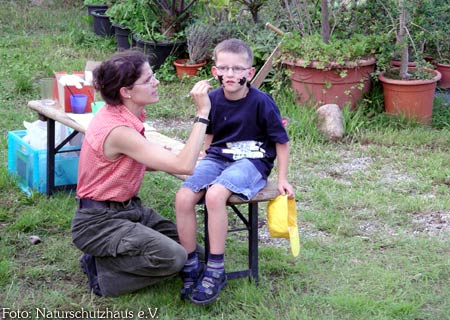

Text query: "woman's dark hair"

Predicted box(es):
[93, 49, 148, 106]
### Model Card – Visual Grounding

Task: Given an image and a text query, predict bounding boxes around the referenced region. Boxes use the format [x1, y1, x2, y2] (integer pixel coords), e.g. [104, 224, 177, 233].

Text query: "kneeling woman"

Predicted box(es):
[71, 50, 212, 297]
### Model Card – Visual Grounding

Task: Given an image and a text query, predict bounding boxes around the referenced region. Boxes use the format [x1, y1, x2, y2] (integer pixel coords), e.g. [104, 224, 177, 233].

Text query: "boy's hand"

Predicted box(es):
[277, 180, 295, 199]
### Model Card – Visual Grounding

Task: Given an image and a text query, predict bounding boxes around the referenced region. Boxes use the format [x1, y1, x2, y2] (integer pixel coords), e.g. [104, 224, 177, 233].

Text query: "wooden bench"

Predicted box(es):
[27, 99, 281, 283]
[204, 180, 280, 283]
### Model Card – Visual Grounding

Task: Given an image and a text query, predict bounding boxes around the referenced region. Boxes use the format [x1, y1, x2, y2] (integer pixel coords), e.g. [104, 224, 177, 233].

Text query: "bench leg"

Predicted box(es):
[44, 117, 81, 196]
[203, 202, 259, 283]
[46, 118, 56, 196]
[249, 202, 259, 284]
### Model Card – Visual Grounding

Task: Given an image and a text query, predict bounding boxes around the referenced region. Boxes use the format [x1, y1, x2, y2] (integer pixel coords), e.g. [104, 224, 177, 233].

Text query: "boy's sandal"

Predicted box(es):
[190, 270, 227, 305]
[180, 263, 204, 300]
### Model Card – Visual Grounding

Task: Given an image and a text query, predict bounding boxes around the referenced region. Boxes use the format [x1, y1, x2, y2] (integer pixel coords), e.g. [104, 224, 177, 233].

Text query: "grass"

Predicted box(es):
[1, 2, 450, 320]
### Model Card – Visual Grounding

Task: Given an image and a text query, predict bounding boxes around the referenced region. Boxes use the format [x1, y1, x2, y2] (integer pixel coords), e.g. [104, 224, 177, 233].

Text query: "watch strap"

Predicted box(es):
[194, 116, 209, 125]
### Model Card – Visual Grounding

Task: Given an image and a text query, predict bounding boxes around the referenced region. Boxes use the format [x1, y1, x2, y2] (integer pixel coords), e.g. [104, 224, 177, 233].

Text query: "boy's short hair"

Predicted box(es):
[213, 38, 253, 66]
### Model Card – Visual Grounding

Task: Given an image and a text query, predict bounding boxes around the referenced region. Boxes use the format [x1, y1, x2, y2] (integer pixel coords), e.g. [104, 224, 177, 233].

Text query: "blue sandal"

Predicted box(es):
[180, 263, 204, 300]
[190, 270, 227, 305]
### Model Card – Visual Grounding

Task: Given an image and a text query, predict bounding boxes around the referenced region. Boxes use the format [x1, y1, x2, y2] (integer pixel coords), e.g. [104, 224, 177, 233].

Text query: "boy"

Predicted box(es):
[175, 38, 294, 305]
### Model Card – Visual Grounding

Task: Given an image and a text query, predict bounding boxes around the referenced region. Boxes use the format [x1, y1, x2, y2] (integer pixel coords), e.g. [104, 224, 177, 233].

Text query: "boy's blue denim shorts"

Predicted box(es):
[182, 158, 266, 201]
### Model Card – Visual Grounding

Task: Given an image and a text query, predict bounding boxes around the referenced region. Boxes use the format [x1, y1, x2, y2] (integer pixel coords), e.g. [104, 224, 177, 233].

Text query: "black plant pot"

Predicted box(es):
[86, 4, 108, 16]
[113, 23, 132, 51]
[91, 9, 114, 37]
[132, 34, 185, 70]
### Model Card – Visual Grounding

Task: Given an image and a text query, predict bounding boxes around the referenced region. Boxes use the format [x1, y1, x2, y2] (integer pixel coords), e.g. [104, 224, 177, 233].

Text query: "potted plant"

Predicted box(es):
[421, 0, 450, 88]
[279, 0, 384, 109]
[173, 22, 212, 79]
[83, 0, 114, 15]
[377, 0, 442, 124]
[91, 8, 115, 37]
[130, 0, 199, 70]
[432, 40, 450, 89]
[106, 0, 138, 50]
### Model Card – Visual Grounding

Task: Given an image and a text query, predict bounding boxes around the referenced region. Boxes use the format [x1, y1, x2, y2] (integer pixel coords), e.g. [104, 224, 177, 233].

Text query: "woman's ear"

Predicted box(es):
[119, 86, 131, 99]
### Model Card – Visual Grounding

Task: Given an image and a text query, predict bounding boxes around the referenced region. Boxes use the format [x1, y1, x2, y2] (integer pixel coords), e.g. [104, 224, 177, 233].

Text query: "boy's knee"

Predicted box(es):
[175, 187, 197, 209]
[205, 185, 230, 206]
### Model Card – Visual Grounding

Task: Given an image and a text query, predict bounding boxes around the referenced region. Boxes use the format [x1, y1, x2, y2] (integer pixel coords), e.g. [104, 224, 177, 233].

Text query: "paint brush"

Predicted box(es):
[185, 77, 215, 98]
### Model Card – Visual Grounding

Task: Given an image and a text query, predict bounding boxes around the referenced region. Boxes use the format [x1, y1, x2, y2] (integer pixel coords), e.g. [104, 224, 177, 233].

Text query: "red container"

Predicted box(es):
[53, 71, 94, 113]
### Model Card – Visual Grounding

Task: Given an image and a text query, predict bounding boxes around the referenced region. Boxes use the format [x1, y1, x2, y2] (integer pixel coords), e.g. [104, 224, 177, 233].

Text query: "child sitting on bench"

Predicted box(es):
[175, 38, 294, 305]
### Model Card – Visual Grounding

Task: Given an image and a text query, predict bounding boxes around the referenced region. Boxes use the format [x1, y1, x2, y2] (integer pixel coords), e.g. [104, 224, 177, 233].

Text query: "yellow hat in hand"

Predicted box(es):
[266, 195, 300, 257]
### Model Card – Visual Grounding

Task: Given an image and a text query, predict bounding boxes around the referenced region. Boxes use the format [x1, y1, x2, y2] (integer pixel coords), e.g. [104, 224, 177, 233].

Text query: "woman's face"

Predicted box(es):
[130, 62, 160, 105]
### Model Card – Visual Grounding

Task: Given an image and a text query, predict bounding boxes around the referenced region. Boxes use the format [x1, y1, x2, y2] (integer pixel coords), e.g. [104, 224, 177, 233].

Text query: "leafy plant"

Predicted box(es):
[281, 32, 384, 69]
[421, 0, 450, 64]
[375, 0, 439, 80]
[131, 0, 199, 42]
[186, 22, 212, 64]
[233, 0, 267, 23]
[105, 0, 139, 27]
[279, 0, 386, 66]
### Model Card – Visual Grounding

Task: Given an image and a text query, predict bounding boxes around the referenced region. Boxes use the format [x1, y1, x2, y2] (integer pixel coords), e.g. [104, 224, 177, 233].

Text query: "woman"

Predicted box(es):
[71, 50, 211, 297]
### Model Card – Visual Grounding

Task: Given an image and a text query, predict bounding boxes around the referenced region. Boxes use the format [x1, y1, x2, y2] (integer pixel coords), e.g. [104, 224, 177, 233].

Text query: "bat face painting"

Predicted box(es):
[217, 75, 247, 86]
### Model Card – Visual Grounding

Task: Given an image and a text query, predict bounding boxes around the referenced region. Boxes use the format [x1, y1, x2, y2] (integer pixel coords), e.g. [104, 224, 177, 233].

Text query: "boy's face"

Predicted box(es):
[212, 52, 255, 98]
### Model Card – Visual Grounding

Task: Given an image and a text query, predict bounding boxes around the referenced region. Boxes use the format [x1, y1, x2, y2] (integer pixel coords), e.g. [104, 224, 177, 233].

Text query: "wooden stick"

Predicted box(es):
[265, 22, 285, 36]
[251, 23, 285, 88]
[185, 77, 215, 98]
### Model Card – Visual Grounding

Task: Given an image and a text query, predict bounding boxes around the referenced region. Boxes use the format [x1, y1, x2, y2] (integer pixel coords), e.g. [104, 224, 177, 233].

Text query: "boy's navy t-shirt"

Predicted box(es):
[205, 86, 289, 179]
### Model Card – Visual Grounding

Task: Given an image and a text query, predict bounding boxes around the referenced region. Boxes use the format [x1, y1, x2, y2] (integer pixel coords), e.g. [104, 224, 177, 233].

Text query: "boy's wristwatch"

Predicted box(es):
[194, 116, 209, 125]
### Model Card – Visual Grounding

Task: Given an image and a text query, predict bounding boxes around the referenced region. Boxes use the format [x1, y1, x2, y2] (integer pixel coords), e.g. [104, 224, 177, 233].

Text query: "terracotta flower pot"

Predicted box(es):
[378, 68, 442, 124]
[436, 63, 450, 89]
[390, 60, 417, 68]
[283, 57, 376, 110]
[173, 58, 206, 79]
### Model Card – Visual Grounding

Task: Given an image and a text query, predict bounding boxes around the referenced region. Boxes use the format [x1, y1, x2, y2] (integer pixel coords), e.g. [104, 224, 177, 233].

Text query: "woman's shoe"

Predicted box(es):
[79, 253, 102, 296]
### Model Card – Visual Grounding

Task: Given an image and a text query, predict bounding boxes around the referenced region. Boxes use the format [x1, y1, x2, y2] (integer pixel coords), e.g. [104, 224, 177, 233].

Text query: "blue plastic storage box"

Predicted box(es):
[7, 130, 80, 195]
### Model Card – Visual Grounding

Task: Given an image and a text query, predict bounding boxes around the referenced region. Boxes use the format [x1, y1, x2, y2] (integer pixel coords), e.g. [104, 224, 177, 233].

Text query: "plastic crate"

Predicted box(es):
[7, 130, 80, 195]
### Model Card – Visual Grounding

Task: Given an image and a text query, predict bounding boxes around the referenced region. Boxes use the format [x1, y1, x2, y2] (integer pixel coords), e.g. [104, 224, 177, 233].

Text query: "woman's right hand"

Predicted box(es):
[189, 79, 212, 118]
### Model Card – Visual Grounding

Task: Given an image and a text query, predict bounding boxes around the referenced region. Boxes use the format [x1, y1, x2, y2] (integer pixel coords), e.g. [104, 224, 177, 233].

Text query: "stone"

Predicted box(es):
[29, 235, 42, 245]
[316, 104, 344, 141]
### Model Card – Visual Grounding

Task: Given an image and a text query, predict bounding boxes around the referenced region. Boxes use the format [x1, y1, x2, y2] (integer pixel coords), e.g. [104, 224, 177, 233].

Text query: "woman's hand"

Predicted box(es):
[189, 79, 212, 118]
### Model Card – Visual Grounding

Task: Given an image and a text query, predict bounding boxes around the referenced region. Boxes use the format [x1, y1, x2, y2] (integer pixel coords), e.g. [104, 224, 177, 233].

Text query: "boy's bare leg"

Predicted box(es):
[175, 187, 205, 253]
[204, 183, 232, 253]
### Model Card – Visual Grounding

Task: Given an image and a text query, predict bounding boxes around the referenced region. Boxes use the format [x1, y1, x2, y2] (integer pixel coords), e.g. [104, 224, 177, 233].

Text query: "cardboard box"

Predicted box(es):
[7, 130, 80, 195]
[53, 61, 100, 113]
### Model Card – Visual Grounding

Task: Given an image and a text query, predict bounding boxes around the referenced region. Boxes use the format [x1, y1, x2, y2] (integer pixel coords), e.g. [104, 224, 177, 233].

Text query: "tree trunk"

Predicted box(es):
[321, 0, 330, 44]
[399, 0, 410, 79]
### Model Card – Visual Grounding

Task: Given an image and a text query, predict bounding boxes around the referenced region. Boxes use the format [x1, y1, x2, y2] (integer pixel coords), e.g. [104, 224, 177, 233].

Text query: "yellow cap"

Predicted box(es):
[266, 195, 300, 257]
